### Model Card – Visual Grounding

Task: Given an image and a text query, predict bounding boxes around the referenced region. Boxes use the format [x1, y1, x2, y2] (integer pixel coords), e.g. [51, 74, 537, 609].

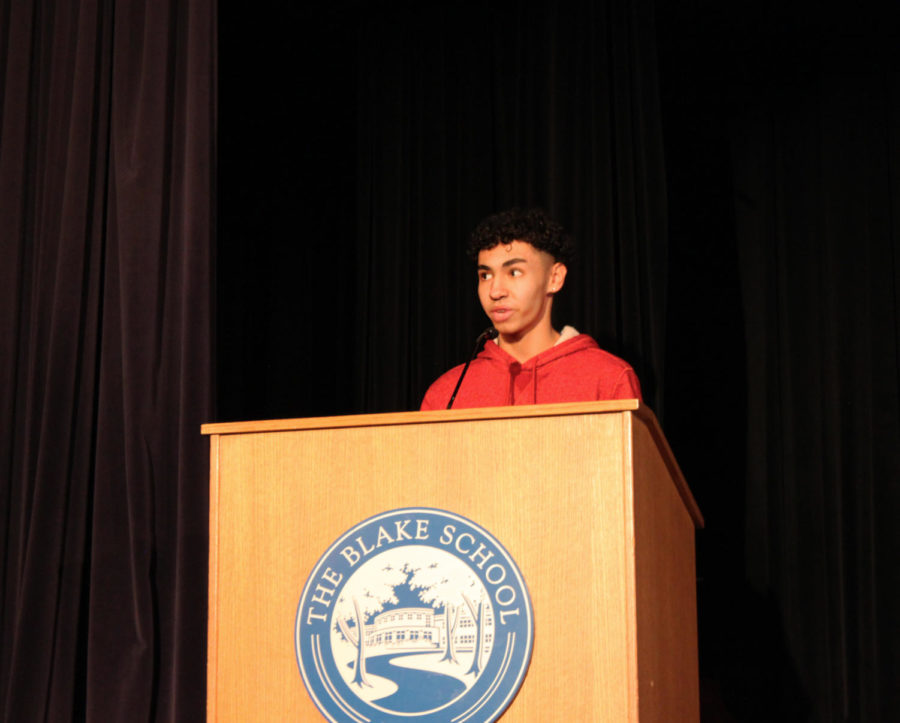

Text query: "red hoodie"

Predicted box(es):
[420, 328, 642, 410]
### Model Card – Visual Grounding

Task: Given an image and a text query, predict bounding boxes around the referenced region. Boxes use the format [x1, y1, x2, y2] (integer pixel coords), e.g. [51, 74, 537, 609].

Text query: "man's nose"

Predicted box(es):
[489, 278, 507, 299]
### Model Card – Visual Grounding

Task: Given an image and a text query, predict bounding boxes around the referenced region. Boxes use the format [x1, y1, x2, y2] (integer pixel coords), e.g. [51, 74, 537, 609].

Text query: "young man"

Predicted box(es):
[420, 207, 642, 410]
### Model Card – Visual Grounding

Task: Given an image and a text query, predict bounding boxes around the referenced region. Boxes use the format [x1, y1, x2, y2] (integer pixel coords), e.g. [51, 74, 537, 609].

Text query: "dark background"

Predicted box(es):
[2, 0, 897, 720]
[219, 1, 899, 721]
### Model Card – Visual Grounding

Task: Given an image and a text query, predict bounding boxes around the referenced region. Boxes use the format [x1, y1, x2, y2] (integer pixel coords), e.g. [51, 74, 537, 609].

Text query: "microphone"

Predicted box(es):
[447, 327, 499, 409]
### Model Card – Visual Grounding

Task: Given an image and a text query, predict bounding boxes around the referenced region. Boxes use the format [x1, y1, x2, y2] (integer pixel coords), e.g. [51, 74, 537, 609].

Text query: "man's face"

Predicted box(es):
[476, 240, 563, 341]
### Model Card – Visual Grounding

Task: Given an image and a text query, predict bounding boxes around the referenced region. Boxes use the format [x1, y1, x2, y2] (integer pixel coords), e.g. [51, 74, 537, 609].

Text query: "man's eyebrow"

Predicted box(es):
[477, 258, 528, 270]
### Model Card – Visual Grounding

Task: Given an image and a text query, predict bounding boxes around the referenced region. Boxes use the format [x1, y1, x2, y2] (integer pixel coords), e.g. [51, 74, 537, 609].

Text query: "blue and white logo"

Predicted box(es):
[295, 507, 534, 723]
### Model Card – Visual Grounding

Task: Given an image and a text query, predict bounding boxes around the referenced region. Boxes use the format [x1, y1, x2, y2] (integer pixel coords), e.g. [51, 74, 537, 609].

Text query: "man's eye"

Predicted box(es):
[479, 272, 492, 281]
[510, 268, 523, 277]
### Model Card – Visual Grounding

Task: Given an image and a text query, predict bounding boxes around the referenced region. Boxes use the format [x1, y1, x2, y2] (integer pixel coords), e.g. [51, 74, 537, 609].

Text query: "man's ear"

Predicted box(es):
[548, 262, 567, 293]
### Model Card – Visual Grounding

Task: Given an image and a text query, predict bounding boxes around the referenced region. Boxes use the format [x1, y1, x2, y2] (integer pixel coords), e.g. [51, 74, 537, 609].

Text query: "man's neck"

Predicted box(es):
[498, 326, 560, 363]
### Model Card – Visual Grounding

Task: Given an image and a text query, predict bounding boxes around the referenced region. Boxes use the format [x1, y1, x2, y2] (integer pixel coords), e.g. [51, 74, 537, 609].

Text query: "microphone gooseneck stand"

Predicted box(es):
[446, 327, 499, 409]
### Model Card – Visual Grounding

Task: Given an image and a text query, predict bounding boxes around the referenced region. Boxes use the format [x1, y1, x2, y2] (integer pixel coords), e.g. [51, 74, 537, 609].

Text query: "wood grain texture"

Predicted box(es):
[207, 433, 220, 722]
[205, 405, 700, 722]
[632, 418, 701, 721]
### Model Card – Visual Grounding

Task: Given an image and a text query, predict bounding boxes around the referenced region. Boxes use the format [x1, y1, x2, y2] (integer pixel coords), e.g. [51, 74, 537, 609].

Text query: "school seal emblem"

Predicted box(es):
[295, 507, 534, 723]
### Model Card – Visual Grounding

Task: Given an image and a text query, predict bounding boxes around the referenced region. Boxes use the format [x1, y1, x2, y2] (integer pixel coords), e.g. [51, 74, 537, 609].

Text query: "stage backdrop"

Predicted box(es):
[218, 0, 668, 421]
[657, 4, 900, 719]
[3, 0, 899, 721]
[219, 2, 900, 722]
[0, 1, 214, 720]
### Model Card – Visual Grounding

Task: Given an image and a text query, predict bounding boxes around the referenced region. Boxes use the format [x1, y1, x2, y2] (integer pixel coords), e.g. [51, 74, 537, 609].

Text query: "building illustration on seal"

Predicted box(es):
[329, 547, 498, 706]
[362, 602, 494, 657]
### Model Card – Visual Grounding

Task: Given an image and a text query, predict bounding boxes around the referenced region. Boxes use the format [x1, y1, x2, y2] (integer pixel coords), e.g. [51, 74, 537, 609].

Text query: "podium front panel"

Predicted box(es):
[204, 402, 699, 722]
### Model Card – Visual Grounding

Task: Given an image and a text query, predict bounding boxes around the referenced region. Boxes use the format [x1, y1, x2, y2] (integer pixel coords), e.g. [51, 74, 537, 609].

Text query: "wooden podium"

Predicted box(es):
[202, 400, 703, 721]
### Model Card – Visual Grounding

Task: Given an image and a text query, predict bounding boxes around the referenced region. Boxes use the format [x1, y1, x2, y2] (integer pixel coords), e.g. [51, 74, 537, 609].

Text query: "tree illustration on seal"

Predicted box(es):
[413, 562, 462, 664]
[461, 591, 487, 676]
[408, 562, 488, 673]
[333, 564, 409, 688]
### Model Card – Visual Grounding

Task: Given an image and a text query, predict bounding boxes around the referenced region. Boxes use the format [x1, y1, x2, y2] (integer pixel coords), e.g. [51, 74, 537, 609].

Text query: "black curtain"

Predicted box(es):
[0, 0, 214, 720]
[218, 0, 667, 421]
[354, 1, 668, 414]
[731, 65, 900, 723]
[219, 2, 900, 722]
[658, 4, 900, 720]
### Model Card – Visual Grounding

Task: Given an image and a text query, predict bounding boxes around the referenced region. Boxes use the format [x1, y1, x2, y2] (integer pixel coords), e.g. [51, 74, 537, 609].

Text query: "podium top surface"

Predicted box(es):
[201, 399, 642, 436]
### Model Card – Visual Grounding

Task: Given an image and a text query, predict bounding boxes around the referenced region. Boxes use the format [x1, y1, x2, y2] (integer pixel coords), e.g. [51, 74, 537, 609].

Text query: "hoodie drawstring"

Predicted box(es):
[507, 362, 521, 404]
[506, 361, 540, 404]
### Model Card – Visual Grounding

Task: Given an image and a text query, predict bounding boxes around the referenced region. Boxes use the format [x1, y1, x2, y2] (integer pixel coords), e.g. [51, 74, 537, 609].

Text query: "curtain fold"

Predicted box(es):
[731, 68, 900, 722]
[0, 0, 215, 719]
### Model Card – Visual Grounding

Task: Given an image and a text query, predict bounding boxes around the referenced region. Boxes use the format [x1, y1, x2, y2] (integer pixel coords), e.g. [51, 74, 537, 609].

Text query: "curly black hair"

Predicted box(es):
[466, 207, 574, 265]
